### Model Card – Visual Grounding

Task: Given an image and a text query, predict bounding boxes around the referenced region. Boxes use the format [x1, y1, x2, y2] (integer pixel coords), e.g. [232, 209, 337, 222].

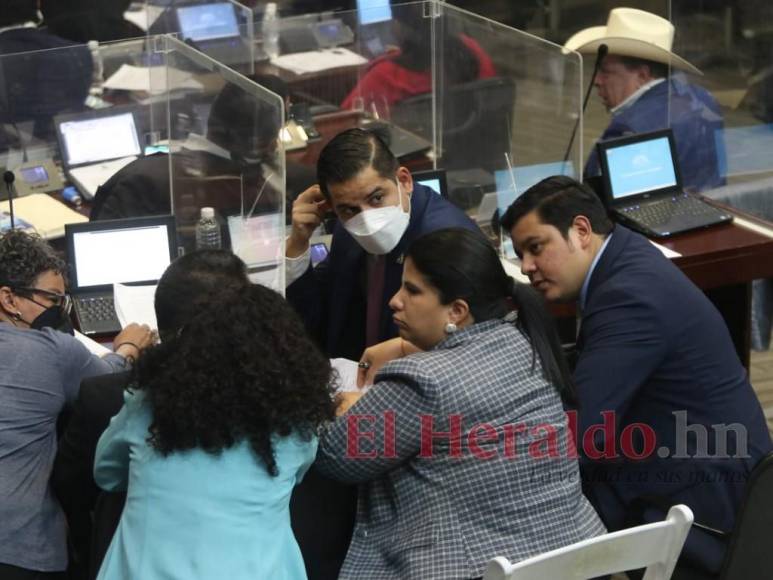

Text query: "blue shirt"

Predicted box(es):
[95, 390, 316, 580]
[580, 233, 612, 312]
[0, 325, 126, 571]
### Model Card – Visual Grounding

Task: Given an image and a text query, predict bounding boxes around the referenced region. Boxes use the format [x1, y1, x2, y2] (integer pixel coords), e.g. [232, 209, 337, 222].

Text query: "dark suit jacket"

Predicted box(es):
[576, 225, 772, 573]
[287, 183, 478, 360]
[52, 373, 129, 580]
[585, 76, 726, 193]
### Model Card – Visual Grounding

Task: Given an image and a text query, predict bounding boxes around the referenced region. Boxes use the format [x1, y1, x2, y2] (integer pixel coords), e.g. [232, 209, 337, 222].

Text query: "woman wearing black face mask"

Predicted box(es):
[0, 229, 154, 580]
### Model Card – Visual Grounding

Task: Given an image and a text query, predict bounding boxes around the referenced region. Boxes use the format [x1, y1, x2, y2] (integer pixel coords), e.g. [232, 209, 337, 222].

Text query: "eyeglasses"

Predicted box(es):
[13, 287, 72, 314]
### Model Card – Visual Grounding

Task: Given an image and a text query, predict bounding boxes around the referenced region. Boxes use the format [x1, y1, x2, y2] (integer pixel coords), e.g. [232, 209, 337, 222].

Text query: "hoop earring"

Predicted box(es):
[444, 322, 457, 334]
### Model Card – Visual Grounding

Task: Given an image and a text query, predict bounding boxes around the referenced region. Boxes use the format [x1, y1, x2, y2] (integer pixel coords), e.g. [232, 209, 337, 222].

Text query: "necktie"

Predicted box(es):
[365, 255, 386, 347]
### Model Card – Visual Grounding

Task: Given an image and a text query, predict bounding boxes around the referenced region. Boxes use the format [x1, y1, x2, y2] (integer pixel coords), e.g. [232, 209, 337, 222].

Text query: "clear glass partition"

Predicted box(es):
[259, 1, 581, 251]
[159, 36, 285, 292]
[0, 38, 169, 221]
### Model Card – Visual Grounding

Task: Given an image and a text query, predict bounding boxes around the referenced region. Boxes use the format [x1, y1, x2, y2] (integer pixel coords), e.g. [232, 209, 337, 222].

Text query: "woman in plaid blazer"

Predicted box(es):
[316, 228, 605, 579]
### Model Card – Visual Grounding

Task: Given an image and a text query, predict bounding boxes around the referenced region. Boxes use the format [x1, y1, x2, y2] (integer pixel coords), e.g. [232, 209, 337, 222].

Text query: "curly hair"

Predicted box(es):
[0, 229, 67, 287]
[133, 283, 336, 476]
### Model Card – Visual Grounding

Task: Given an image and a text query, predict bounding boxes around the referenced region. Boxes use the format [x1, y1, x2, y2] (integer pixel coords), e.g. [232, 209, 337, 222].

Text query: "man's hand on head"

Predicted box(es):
[287, 185, 330, 258]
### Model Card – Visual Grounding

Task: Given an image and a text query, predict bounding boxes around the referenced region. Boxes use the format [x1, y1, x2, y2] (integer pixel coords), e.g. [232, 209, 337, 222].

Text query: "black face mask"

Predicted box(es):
[30, 305, 74, 335]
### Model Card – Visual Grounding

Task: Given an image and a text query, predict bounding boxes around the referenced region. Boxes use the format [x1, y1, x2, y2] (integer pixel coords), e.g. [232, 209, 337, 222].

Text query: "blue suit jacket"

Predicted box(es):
[287, 183, 478, 359]
[576, 225, 772, 573]
[585, 76, 726, 192]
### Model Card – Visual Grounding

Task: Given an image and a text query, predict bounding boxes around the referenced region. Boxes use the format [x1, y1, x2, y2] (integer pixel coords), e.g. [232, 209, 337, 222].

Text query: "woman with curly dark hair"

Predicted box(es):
[94, 266, 336, 579]
[0, 229, 153, 580]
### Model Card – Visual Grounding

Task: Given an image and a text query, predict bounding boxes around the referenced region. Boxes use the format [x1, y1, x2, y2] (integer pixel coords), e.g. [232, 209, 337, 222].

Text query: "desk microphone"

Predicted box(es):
[3, 171, 16, 229]
[562, 43, 609, 166]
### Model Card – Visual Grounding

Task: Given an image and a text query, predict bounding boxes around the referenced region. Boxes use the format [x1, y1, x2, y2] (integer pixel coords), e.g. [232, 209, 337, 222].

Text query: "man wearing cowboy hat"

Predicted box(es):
[566, 8, 726, 193]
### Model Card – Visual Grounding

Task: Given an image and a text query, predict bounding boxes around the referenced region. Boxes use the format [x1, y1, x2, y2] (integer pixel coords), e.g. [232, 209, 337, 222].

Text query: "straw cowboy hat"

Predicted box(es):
[564, 7, 701, 75]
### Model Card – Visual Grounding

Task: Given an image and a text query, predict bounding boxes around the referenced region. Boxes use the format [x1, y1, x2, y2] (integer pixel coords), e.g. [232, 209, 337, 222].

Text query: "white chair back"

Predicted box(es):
[483, 504, 694, 580]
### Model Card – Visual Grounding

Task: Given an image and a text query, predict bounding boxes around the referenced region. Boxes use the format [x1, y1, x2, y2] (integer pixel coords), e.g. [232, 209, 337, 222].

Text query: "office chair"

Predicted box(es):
[483, 504, 694, 580]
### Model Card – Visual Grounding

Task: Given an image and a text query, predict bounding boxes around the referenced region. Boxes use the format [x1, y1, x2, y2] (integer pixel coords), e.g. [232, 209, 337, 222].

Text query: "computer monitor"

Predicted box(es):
[357, 0, 392, 25]
[176, 2, 240, 42]
[56, 111, 142, 168]
[413, 169, 448, 198]
[66, 216, 177, 291]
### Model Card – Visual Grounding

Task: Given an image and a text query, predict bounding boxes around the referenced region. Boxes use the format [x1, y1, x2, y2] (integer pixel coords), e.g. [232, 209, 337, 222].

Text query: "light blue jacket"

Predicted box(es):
[94, 390, 315, 580]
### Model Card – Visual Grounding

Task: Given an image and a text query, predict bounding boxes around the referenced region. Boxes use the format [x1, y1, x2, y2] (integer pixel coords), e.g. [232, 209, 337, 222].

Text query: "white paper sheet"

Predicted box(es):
[649, 240, 682, 259]
[270, 48, 367, 75]
[123, 5, 165, 31]
[330, 357, 371, 393]
[74, 329, 112, 357]
[104, 64, 204, 94]
[113, 283, 158, 330]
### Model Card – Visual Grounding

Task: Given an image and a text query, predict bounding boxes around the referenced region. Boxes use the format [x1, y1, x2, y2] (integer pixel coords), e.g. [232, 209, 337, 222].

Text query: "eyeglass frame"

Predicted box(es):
[11, 286, 73, 314]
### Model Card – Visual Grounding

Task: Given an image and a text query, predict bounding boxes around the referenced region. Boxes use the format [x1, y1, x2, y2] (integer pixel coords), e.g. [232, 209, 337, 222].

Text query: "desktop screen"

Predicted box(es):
[60, 112, 141, 167]
[72, 225, 172, 288]
[416, 178, 441, 196]
[177, 2, 239, 42]
[357, 0, 392, 25]
[494, 161, 575, 213]
[604, 136, 677, 199]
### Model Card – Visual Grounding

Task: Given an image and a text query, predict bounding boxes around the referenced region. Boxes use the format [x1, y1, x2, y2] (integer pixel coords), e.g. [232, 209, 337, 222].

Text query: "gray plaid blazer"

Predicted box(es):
[316, 319, 605, 579]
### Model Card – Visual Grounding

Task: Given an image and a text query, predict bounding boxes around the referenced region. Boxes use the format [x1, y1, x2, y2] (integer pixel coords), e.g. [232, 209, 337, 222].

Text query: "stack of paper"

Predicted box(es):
[270, 48, 368, 75]
[0, 194, 87, 239]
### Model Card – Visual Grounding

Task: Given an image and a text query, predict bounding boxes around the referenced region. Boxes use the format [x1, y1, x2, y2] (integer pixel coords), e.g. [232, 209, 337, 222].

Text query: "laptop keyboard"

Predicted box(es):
[620, 194, 723, 227]
[75, 296, 116, 324]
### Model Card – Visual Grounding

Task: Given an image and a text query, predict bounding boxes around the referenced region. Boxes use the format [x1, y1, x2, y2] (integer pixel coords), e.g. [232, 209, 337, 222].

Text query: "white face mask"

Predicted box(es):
[343, 182, 411, 255]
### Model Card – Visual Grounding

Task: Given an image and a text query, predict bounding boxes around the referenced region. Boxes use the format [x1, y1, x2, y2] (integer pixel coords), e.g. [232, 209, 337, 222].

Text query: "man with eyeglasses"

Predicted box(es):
[0, 229, 153, 580]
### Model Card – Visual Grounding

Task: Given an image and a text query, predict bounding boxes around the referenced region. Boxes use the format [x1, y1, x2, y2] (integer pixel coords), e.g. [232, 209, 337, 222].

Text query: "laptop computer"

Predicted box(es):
[494, 160, 575, 215]
[597, 129, 732, 238]
[65, 216, 177, 335]
[55, 109, 142, 200]
[413, 169, 447, 198]
[176, 2, 252, 65]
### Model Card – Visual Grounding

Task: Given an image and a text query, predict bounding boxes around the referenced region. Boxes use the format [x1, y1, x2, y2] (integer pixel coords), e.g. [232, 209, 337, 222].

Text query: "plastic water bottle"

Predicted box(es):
[195, 207, 222, 250]
[87, 40, 104, 97]
[262, 2, 280, 60]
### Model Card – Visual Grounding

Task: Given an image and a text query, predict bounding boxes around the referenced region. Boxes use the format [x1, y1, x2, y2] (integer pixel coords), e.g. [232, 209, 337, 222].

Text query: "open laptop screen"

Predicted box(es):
[177, 2, 240, 42]
[603, 135, 678, 200]
[413, 169, 447, 197]
[59, 112, 141, 167]
[69, 219, 175, 290]
[357, 0, 392, 25]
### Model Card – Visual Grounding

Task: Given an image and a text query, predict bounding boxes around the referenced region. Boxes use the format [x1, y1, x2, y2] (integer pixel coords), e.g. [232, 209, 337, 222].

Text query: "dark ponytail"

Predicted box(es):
[509, 280, 576, 405]
[407, 228, 575, 404]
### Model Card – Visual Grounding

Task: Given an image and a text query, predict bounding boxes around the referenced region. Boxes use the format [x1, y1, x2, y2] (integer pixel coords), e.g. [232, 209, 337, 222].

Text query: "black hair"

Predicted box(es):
[618, 55, 670, 80]
[0, 0, 37, 27]
[206, 81, 282, 163]
[406, 228, 575, 403]
[252, 73, 289, 102]
[153, 249, 249, 340]
[316, 128, 399, 199]
[0, 229, 66, 287]
[135, 282, 336, 476]
[500, 175, 614, 239]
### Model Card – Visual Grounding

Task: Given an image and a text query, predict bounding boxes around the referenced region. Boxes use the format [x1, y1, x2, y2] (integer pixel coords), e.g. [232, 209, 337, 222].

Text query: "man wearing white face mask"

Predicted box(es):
[286, 128, 476, 362]
[285, 128, 476, 580]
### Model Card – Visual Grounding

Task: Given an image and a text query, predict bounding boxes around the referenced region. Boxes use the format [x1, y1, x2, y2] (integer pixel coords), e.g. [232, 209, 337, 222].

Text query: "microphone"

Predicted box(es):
[4, 170, 16, 230]
[562, 43, 609, 166]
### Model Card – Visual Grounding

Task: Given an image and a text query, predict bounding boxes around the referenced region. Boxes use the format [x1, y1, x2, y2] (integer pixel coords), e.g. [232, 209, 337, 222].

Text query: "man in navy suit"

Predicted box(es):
[565, 8, 726, 193]
[285, 128, 476, 580]
[502, 176, 772, 576]
[286, 128, 477, 361]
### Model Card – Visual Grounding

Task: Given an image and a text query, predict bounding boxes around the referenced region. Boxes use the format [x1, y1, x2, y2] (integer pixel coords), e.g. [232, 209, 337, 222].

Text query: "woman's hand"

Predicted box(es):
[112, 323, 156, 364]
[357, 338, 420, 388]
